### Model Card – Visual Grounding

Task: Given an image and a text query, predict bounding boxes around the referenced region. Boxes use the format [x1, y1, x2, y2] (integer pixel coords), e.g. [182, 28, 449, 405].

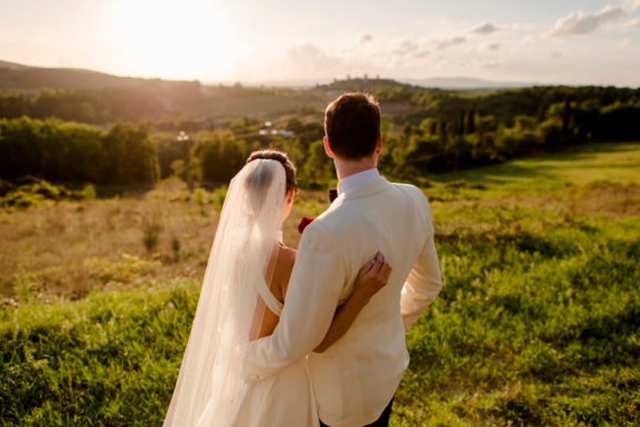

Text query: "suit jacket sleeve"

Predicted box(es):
[243, 222, 346, 382]
[400, 196, 442, 330]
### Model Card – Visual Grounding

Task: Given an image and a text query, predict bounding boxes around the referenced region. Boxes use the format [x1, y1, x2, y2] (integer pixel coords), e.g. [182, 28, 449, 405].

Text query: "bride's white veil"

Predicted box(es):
[163, 159, 287, 427]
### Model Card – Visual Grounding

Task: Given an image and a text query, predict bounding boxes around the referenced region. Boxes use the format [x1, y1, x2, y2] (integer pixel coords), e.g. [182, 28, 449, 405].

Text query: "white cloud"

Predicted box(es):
[430, 22, 509, 52]
[484, 61, 501, 69]
[618, 37, 632, 48]
[488, 43, 501, 51]
[393, 39, 419, 56]
[469, 23, 500, 36]
[360, 34, 373, 43]
[549, 5, 627, 37]
[622, 0, 640, 10]
[625, 17, 640, 27]
[437, 36, 466, 49]
[271, 44, 346, 79]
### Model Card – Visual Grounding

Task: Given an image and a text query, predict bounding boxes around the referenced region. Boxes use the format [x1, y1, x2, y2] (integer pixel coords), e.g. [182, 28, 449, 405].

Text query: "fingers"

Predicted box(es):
[359, 251, 382, 276]
[367, 252, 387, 277]
[358, 254, 378, 276]
[379, 262, 392, 283]
[372, 256, 385, 275]
[358, 251, 392, 291]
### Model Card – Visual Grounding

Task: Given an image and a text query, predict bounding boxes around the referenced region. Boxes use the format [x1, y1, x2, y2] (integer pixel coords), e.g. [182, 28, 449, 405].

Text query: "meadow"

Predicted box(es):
[436, 142, 640, 186]
[1, 143, 639, 426]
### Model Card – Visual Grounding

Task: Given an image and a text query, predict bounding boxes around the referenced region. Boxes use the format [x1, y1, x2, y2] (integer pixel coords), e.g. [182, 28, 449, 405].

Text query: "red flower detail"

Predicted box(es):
[298, 217, 315, 234]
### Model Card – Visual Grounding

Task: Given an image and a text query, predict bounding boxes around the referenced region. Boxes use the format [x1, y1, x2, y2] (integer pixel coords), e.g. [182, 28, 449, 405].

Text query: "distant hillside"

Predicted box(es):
[315, 77, 417, 93]
[0, 60, 29, 71]
[0, 59, 200, 91]
[311, 76, 536, 93]
[402, 76, 535, 90]
[0, 59, 535, 92]
[253, 76, 534, 90]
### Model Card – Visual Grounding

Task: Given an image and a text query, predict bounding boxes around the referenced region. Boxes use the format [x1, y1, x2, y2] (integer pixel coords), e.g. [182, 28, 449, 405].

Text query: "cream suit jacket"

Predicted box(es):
[244, 176, 442, 427]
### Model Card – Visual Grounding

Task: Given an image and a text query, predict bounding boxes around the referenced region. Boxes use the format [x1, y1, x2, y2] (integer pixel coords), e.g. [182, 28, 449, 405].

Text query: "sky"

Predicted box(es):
[1, 0, 639, 86]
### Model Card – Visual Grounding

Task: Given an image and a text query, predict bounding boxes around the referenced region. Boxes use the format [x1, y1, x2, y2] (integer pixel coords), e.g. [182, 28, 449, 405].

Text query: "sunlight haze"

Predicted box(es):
[1, 0, 639, 85]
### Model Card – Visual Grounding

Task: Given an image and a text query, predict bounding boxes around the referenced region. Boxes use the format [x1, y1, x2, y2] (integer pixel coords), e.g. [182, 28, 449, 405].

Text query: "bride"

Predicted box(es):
[163, 150, 391, 427]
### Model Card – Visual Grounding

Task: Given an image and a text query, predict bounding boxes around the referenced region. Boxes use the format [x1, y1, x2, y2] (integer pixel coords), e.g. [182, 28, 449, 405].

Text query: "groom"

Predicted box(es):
[244, 92, 442, 427]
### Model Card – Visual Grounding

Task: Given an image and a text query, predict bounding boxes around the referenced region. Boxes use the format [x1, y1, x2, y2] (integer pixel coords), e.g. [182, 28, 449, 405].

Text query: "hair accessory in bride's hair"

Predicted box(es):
[246, 149, 296, 193]
[244, 159, 278, 217]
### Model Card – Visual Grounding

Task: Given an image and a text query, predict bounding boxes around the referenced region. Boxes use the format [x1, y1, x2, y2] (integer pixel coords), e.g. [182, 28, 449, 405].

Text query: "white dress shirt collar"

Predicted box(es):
[337, 168, 380, 195]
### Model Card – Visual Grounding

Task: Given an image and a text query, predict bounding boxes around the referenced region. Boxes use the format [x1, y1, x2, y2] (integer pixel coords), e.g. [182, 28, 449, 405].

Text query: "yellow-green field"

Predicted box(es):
[435, 142, 640, 186]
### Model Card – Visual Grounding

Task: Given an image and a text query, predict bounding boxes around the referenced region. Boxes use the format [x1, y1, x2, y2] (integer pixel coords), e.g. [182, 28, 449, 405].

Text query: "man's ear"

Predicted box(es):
[323, 136, 335, 158]
[375, 133, 383, 155]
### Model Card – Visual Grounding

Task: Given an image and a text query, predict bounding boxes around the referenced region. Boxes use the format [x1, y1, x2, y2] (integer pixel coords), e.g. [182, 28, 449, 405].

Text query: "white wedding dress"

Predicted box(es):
[163, 159, 319, 427]
[226, 296, 319, 427]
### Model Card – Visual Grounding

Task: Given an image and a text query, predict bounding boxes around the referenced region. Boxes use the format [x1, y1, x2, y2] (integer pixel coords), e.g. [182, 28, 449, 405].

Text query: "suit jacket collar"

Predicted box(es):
[338, 176, 392, 201]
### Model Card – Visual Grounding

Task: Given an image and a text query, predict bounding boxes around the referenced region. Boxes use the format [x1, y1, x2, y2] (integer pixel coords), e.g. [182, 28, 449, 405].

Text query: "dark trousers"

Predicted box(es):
[320, 398, 394, 427]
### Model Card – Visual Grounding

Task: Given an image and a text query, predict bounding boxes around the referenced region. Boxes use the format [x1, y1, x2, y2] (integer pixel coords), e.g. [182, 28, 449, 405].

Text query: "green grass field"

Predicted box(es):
[1, 143, 639, 426]
[435, 142, 640, 186]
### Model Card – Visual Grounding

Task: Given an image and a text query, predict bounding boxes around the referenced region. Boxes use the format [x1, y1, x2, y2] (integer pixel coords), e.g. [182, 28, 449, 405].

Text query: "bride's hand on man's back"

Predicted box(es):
[353, 251, 392, 302]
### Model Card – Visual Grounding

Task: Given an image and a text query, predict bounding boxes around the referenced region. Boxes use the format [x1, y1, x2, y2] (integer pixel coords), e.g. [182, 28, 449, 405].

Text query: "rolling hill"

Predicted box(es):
[402, 76, 536, 90]
[0, 60, 199, 91]
[0, 59, 535, 92]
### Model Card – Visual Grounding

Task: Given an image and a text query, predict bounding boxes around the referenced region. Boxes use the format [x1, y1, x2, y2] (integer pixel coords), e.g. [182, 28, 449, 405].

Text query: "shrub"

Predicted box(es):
[28, 180, 62, 200]
[143, 225, 162, 254]
[0, 191, 44, 209]
[194, 188, 206, 207]
[211, 186, 227, 211]
[83, 184, 97, 201]
[171, 236, 181, 262]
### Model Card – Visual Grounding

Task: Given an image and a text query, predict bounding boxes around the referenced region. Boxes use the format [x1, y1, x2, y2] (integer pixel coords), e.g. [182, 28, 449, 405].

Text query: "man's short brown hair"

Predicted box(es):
[324, 92, 381, 160]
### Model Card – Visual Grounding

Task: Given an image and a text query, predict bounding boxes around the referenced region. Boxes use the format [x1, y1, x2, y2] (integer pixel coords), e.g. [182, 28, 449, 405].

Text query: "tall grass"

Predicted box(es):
[396, 208, 640, 426]
[2, 144, 640, 425]
[1, 203, 638, 426]
[0, 181, 319, 298]
[0, 280, 197, 426]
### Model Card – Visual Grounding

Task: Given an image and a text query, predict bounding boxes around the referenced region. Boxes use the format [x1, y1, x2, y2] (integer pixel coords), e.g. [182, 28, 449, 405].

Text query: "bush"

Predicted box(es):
[83, 184, 97, 201]
[143, 225, 162, 254]
[211, 186, 227, 211]
[0, 178, 84, 208]
[194, 188, 206, 207]
[0, 191, 44, 209]
[171, 236, 181, 262]
[28, 180, 63, 200]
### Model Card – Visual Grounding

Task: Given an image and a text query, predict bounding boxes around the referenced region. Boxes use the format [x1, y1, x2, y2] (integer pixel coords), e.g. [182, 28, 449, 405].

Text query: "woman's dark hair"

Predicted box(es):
[246, 150, 297, 194]
[324, 92, 381, 160]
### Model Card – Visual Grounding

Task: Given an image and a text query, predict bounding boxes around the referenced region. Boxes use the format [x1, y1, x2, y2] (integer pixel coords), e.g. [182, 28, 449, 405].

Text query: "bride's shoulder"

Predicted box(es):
[276, 244, 296, 267]
[273, 245, 296, 297]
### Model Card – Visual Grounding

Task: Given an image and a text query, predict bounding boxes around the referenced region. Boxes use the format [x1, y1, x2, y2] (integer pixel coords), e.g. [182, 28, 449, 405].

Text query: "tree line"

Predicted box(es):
[0, 117, 157, 184]
[0, 84, 200, 125]
[0, 116, 328, 188]
[381, 91, 640, 176]
[1, 84, 640, 189]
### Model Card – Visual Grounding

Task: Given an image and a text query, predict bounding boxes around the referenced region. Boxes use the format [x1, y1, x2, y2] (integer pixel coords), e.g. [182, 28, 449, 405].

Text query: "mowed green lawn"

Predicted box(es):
[435, 142, 640, 186]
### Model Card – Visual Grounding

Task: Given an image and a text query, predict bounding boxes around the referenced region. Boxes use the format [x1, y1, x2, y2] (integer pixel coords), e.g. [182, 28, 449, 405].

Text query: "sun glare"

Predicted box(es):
[112, 0, 231, 80]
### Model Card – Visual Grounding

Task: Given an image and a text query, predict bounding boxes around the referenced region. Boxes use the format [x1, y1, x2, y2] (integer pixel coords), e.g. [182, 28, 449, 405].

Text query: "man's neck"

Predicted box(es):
[334, 156, 377, 181]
